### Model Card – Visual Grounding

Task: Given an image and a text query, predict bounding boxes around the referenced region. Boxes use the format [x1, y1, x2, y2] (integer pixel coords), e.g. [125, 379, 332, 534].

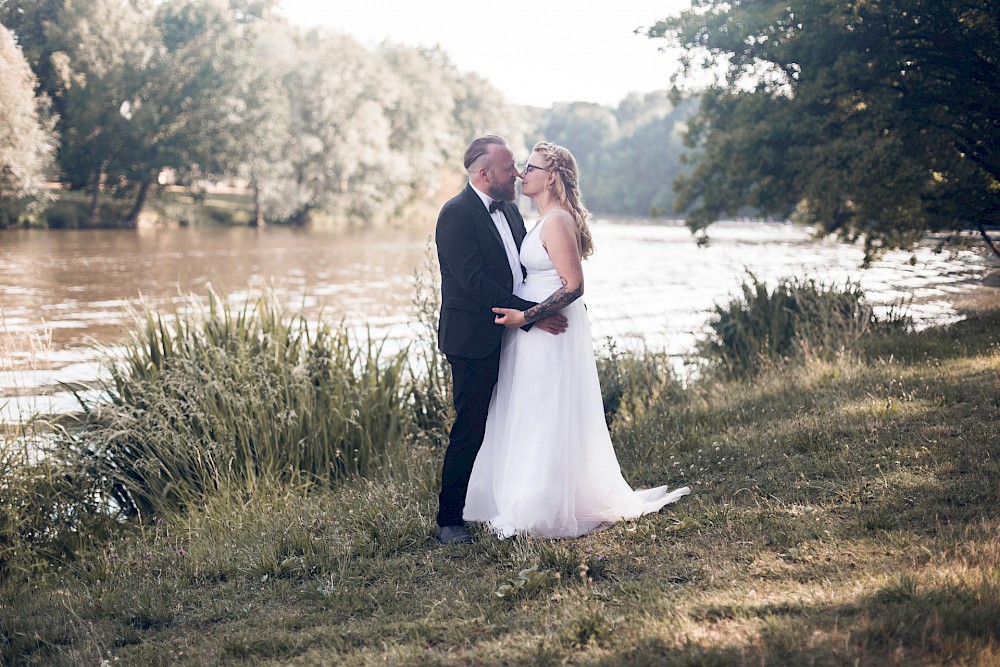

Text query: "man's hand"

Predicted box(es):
[534, 313, 568, 335]
[493, 309, 568, 333]
[492, 307, 526, 328]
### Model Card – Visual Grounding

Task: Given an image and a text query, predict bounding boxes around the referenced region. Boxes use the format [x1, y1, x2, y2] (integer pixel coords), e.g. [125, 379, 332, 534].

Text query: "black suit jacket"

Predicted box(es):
[436, 184, 536, 358]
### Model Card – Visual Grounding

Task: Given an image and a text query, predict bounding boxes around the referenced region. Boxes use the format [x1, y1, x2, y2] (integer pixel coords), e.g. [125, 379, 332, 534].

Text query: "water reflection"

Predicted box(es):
[1, 221, 994, 421]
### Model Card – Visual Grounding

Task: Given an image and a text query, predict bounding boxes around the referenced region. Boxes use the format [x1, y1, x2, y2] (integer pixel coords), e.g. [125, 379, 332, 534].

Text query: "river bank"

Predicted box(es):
[1, 271, 997, 665]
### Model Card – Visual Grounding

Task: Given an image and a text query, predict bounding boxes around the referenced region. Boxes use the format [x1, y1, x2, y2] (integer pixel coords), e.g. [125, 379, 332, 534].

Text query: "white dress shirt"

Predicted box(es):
[470, 182, 522, 291]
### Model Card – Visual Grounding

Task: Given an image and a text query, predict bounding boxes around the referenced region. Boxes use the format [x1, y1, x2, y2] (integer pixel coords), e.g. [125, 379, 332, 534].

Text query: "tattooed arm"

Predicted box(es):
[493, 211, 584, 328]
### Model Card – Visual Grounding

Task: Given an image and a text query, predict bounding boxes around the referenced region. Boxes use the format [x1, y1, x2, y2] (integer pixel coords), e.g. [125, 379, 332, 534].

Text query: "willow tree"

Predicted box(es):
[0, 0, 64, 106]
[648, 0, 999, 262]
[250, 31, 397, 225]
[254, 35, 527, 226]
[0, 22, 56, 227]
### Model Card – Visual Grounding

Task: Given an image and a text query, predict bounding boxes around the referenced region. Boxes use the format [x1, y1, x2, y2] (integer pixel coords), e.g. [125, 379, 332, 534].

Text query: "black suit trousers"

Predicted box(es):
[436, 347, 501, 527]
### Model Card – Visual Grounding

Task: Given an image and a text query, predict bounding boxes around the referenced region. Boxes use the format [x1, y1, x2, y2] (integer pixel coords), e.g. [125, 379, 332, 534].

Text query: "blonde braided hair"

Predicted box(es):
[533, 141, 593, 259]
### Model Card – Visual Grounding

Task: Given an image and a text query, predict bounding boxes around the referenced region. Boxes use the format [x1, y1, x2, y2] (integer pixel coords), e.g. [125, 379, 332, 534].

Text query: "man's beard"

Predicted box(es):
[489, 180, 516, 202]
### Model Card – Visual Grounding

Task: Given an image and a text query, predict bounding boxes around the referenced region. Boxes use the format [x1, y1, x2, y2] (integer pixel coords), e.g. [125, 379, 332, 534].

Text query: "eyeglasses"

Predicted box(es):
[522, 163, 547, 174]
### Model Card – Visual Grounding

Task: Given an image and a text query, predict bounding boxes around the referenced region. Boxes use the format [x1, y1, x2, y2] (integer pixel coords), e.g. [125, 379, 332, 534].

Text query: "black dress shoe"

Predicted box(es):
[436, 525, 473, 544]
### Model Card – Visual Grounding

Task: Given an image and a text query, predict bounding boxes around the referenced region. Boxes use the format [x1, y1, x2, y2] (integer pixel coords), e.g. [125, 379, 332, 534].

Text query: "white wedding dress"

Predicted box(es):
[464, 214, 690, 538]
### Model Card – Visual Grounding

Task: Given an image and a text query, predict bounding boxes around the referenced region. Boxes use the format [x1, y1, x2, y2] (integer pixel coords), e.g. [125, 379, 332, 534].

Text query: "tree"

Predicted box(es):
[47, 0, 261, 226]
[648, 0, 1000, 261]
[0, 0, 65, 103]
[226, 15, 293, 226]
[140, 0, 264, 223]
[378, 45, 455, 200]
[533, 93, 694, 217]
[9, 0, 537, 228]
[588, 93, 695, 217]
[0, 22, 56, 227]
[255, 35, 520, 226]
[450, 70, 529, 160]
[254, 30, 399, 225]
[47, 0, 164, 224]
[538, 102, 620, 182]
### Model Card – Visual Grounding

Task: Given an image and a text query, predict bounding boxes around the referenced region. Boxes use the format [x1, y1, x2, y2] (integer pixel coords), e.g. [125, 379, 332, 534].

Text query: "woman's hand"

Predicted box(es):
[493, 307, 526, 328]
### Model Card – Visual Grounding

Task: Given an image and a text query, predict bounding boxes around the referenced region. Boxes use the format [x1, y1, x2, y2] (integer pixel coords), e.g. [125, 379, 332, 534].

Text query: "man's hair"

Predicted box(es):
[463, 135, 508, 170]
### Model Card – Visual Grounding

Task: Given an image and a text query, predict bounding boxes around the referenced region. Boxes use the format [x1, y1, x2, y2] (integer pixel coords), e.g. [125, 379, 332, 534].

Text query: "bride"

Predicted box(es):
[463, 141, 690, 539]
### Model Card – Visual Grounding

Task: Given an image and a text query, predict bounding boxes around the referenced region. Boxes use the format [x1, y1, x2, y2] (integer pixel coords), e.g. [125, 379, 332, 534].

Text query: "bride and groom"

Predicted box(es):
[434, 135, 689, 543]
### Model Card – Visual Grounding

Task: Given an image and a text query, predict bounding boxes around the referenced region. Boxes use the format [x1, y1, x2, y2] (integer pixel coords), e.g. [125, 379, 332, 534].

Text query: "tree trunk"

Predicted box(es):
[250, 175, 264, 227]
[87, 167, 103, 226]
[977, 221, 1000, 261]
[124, 177, 154, 228]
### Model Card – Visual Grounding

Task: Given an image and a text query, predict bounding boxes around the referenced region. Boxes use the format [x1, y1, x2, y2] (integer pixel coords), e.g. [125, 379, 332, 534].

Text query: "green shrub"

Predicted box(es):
[0, 425, 116, 581]
[60, 290, 414, 517]
[700, 273, 910, 377]
[596, 339, 686, 429]
[40, 198, 81, 228]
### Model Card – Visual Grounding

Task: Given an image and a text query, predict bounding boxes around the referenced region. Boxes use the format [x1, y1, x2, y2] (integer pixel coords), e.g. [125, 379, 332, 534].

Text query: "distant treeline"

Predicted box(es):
[535, 95, 697, 219]
[0, 0, 694, 229]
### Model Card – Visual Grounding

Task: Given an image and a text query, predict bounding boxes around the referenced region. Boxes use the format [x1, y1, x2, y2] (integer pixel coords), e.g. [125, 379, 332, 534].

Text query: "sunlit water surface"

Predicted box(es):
[1, 221, 993, 421]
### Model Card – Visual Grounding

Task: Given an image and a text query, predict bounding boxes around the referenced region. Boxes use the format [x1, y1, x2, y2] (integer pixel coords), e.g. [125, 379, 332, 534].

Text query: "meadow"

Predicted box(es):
[1, 275, 998, 666]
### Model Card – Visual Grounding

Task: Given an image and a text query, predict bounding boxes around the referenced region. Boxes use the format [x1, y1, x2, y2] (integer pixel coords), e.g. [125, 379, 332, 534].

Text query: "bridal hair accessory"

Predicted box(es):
[558, 168, 577, 189]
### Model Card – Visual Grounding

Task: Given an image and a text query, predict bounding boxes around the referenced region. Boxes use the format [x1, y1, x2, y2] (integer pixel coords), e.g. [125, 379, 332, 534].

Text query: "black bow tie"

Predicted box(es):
[488, 200, 504, 214]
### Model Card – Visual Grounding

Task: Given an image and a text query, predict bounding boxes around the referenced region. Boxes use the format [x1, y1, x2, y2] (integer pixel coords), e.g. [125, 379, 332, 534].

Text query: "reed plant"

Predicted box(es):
[407, 249, 453, 439]
[596, 338, 686, 429]
[700, 272, 911, 377]
[0, 427, 116, 581]
[61, 289, 414, 518]
[0, 321, 114, 581]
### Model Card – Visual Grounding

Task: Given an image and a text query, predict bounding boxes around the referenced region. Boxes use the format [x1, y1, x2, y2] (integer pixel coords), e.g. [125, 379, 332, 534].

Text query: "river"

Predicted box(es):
[0, 220, 994, 421]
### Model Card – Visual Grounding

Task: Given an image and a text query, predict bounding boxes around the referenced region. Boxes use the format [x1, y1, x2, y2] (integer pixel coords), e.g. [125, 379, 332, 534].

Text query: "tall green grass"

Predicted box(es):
[700, 272, 911, 376]
[0, 322, 112, 580]
[596, 338, 686, 429]
[6, 303, 997, 665]
[0, 427, 114, 581]
[61, 290, 419, 518]
[408, 250, 453, 439]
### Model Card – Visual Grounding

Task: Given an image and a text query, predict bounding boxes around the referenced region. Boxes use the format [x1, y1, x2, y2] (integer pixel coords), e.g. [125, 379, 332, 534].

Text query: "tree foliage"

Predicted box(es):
[3, 0, 699, 229]
[45, 0, 263, 226]
[244, 33, 522, 225]
[0, 0, 65, 107]
[2, 0, 529, 227]
[648, 0, 1000, 261]
[0, 22, 56, 226]
[535, 93, 695, 217]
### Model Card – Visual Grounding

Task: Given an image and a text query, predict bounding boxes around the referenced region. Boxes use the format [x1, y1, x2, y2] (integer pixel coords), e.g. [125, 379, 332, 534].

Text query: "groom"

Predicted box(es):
[434, 135, 567, 544]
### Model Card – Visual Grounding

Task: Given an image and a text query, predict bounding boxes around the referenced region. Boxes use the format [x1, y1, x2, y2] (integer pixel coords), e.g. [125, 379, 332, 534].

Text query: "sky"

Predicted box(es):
[279, 1, 693, 108]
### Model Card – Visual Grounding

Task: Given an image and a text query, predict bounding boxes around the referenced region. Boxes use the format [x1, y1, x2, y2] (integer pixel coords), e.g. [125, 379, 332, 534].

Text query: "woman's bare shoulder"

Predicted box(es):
[546, 208, 573, 222]
[541, 209, 575, 233]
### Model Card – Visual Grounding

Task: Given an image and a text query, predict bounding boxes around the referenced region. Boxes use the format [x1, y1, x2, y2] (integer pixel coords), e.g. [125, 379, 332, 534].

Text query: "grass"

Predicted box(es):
[0, 316, 115, 582]
[698, 272, 911, 378]
[73, 289, 415, 517]
[1, 281, 999, 665]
